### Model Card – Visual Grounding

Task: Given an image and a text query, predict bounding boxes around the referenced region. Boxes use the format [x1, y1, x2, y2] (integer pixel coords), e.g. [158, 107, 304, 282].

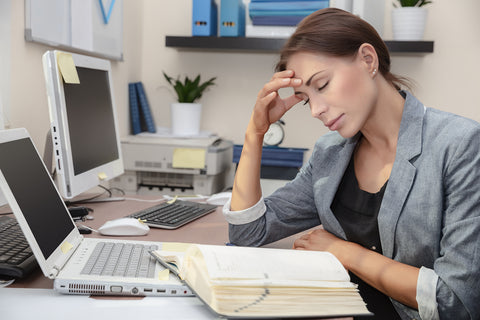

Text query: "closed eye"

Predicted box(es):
[318, 81, 329, 91]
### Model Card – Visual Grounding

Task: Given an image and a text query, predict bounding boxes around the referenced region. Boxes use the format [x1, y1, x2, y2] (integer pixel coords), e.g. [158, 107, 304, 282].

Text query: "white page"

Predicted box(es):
[195, 245, 350, 283]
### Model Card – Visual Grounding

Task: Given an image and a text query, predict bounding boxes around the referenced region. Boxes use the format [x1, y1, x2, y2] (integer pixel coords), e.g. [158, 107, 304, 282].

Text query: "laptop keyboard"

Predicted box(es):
[81, 242, 158, 278]
[127, 200, 217, 229]
[0, 216, 38, 278]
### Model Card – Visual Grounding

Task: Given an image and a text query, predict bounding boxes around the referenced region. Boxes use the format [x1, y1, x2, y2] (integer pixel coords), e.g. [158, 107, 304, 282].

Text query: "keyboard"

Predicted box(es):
[127, 201, 217, 229]
[81, 242, 158, 278]
[0, 216, 38, 279]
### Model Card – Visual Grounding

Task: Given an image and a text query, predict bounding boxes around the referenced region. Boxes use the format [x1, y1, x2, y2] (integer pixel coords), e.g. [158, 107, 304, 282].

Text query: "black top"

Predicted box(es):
[331, 156, 402, 320]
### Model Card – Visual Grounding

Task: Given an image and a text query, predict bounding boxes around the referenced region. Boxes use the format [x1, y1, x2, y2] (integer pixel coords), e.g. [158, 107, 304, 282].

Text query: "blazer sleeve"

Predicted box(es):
[226, 150, 321, 247]
[424, 124, 480, 319]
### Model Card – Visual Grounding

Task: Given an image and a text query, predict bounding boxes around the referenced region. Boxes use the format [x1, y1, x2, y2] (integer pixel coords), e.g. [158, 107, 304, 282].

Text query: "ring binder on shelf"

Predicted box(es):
[192, 0, 218, 36]
[220, 0, 246, 37]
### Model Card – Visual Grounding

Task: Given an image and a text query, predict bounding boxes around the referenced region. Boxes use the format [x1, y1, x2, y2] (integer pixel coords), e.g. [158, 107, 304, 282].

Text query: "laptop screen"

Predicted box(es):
[0, 137, 74, 259]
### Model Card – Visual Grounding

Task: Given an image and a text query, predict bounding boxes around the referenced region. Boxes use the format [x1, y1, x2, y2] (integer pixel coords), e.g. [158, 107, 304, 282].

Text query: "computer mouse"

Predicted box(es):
[206, 191, 232, 206]
[98, 218, 150, 236]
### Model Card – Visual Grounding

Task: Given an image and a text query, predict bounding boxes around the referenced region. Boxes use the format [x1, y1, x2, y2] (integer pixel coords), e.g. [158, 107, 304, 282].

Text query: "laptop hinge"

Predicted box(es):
[49, 266, 60, 279]
[48, 234, 83, 279]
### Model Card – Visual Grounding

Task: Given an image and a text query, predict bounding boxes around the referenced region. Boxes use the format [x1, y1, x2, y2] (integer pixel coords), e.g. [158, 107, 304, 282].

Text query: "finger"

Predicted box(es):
[260, 77, 302, 98]
[293, 237, 307, 249]
[258, 91, 277, 107]
[271, 69, 294, 81]
[283, 94, 303, 110]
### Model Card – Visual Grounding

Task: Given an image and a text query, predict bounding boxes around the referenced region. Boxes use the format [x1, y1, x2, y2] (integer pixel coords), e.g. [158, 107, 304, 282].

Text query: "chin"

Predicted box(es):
[335, 128, 359, 139]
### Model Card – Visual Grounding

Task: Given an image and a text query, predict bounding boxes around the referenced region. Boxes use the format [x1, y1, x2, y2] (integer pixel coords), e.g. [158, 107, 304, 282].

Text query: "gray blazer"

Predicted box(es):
[226, 92, 480, 319]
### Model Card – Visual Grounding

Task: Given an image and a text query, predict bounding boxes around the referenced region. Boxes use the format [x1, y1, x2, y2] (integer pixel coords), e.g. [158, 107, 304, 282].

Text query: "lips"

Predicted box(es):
[325, 114, 344, 131]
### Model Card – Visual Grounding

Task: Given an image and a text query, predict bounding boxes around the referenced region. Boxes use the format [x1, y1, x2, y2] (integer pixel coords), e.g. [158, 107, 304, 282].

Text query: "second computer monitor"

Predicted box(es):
[42, 50, 124, 199]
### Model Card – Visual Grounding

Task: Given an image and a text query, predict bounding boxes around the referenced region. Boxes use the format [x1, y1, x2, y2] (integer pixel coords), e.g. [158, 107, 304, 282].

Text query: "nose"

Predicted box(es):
[309, 100, 327, 119]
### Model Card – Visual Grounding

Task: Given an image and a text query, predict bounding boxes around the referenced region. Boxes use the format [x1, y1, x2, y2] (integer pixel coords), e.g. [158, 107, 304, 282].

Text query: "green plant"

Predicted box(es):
[394, 0, 432, 7]
[163, 71, 216, 103]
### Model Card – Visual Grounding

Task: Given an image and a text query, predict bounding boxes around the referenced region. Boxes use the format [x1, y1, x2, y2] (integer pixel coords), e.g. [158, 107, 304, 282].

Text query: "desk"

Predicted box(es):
[2, 196, 349, 320]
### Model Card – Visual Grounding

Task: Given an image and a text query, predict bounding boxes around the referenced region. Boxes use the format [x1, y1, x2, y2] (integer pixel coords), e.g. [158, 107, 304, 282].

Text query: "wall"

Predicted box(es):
[0, 0, 12, 130]
[6, 0, 480, 161]
[7, 0, 144, 153]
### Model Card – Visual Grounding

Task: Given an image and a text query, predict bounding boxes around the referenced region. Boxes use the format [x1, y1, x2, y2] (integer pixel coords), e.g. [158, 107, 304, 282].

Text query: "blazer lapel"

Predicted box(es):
[318, 134, 360, 240]
[378, 92, 425, 258]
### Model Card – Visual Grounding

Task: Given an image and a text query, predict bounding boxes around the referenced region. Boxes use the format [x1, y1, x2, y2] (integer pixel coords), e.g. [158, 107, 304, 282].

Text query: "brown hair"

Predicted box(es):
[276, 8, 411, 90]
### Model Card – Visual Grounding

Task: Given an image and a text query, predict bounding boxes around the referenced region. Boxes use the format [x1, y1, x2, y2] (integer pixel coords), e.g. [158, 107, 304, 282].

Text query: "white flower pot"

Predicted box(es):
[392, 7, 427, 41]
[171, 102, 202, 136]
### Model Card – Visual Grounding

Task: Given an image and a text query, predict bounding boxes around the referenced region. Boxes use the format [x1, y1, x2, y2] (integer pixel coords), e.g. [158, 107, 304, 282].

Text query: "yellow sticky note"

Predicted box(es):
[60, 241, 73, 254]
[98, 172, 107, 180]
[158, 269, 170, 281]
[167, 196, 178, 204]
[172, 148, 206, 169]
[56, 52, 80, 84]
[162, 242, 191, 252]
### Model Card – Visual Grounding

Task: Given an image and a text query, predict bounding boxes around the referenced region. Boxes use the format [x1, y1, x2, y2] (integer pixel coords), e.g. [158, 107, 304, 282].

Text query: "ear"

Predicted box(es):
[357, 43, 378, 76]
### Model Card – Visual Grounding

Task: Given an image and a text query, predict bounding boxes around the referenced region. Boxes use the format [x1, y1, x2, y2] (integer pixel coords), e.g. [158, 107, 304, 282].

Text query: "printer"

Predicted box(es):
[110, 135, 234, 196]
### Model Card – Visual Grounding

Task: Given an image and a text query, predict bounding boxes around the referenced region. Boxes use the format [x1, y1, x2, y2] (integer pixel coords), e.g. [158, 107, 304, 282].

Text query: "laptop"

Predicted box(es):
[0, 128, 191, 296]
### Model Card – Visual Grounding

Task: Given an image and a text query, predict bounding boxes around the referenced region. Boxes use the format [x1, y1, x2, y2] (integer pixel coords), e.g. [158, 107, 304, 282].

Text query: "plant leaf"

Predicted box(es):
[163, 72, 216, 103]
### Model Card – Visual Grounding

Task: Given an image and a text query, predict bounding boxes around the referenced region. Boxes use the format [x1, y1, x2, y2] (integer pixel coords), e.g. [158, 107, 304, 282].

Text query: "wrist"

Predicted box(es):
[336, 241, 365, 271]
[245, 125, 265, 146]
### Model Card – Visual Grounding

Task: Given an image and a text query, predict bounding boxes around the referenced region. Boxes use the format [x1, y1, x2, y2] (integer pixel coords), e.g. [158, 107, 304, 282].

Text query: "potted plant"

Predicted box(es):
[163, 71, 216, 136]
[392, 0, 432, 41]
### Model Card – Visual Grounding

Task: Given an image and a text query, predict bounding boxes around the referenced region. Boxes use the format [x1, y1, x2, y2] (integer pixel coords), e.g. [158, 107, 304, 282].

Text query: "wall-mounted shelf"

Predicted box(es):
[165, 36, 434, 53]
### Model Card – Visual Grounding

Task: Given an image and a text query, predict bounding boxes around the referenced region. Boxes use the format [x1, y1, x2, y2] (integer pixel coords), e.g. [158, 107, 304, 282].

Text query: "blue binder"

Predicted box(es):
[220, 0, 246, 37]
[134, 82, 156, 133]
[128, 83, 141, 135]
[192, 0, 218, 36]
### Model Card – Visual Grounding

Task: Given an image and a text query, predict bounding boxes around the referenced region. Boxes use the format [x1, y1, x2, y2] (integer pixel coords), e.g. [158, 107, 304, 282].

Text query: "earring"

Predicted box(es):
[372, 68, 377, 76]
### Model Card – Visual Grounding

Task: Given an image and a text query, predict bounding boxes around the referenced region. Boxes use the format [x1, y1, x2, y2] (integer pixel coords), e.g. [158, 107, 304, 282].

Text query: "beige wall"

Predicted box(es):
[6, 0, 480, 159]
[7, 0, 144, 152]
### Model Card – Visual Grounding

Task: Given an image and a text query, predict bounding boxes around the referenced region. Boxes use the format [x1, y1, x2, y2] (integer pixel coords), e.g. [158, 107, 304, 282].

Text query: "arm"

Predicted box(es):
[293, 229, 419, 308]
[230, 70, 302, 211]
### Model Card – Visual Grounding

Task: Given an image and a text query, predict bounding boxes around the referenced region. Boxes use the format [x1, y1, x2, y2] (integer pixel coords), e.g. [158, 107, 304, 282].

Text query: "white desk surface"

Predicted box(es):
[0, 288, 219, 320]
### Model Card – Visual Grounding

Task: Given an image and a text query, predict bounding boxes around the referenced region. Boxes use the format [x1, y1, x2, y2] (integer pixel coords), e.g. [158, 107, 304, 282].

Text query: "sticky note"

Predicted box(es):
[158, 269, 170, 281]
[98, 172, 107, 180]
[167, 196, 178, 204]
[162, 242, 191, 252]
[60, 241, 73, 254]
[56, 52, 80, 84]
[172, 148, 206, 169]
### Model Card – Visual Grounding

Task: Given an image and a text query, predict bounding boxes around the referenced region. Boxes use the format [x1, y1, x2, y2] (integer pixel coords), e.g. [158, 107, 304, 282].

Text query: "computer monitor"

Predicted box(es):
[42, 50, 124, 199]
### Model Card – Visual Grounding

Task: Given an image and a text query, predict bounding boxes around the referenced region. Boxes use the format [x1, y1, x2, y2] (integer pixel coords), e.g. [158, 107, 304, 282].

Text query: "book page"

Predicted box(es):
[194, 245, 350, 284]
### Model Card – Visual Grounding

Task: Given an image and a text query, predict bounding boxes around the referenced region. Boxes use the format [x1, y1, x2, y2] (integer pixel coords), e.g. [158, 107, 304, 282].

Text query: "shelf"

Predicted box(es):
[165, 36, 434, 53]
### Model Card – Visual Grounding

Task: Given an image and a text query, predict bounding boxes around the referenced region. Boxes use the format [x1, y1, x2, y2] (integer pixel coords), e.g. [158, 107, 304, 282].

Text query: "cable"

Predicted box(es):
[76, 224, 98, 233]
[64, 186, 116, 206]
[123, 197, 165, 203]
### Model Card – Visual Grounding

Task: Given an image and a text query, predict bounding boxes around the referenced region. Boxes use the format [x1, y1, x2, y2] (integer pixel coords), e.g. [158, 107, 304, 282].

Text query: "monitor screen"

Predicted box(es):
[63, 67, 119, 175]
[42, 50, 124, 199]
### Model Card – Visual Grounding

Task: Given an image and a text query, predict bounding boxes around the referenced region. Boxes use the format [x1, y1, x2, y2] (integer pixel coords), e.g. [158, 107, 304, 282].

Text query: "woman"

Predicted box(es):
[223, 8, 480, 320]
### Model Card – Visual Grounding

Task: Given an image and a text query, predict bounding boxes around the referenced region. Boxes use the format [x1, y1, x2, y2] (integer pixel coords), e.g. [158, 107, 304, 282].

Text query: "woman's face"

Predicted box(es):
[287, 51, 378, 138]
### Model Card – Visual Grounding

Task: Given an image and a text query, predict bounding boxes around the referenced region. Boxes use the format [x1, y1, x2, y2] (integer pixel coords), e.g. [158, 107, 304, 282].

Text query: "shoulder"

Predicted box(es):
[425, 107, 480, 134]
[423, 108, 480, 146]
[420, 108, 480, 174]
[304, 131, 357, 170]
[312, 131, 351, 152]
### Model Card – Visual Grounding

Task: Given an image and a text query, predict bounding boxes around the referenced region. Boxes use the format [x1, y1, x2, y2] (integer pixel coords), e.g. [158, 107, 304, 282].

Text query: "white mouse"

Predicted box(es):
[98, 218, 150, 236]
[206, 191, 232, 206]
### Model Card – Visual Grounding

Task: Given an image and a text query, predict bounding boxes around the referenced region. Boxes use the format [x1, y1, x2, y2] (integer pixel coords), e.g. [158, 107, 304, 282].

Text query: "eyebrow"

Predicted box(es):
[294, 70, 326, 95]
[305, 70, 326, 86]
